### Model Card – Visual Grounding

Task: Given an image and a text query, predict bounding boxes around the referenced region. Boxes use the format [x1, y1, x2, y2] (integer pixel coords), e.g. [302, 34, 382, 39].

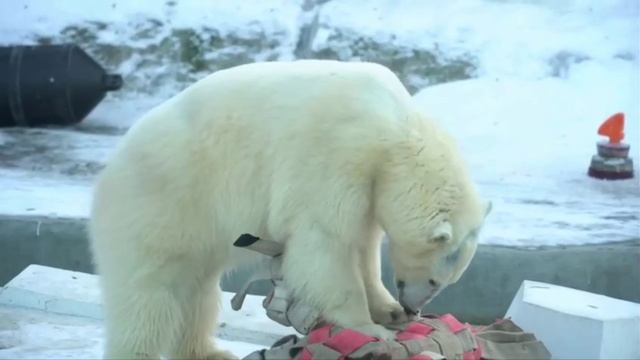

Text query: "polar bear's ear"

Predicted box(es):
[430, 221, 452, 243]
[484, 201, 493, 219]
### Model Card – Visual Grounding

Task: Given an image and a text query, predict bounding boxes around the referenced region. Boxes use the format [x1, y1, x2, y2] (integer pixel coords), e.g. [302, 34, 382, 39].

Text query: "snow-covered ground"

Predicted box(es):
[0, 265, 282, 359]
[0, 305, 263, 360]
[0, 0, 638, 246]
[0, 306, 264, 360]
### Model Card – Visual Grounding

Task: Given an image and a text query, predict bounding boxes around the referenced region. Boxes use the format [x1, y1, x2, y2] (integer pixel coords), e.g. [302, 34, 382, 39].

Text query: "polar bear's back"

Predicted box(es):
[93, 61, 421, 255]
[116, 61, 417, 169]
[178, 60, 414, 135]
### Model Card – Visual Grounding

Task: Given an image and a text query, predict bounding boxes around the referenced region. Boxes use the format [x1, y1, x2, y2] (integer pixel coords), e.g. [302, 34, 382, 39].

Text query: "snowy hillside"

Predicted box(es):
[4, 1, 635, 102]
[0, 0, 638, 246]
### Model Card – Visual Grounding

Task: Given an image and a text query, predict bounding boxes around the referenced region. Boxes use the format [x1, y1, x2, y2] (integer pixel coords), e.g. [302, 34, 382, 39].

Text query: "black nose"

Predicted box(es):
[396, 280, 405, 289]
[403, 305, 418, 316]
[429, 279, 438, 287]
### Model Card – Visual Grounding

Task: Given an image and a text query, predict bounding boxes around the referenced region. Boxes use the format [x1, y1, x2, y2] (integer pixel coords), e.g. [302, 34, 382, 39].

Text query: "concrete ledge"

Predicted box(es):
[0, 264, 292, 346]
[1, 214, 639, 324]
[0, 264, 101, 319]
[505, 280, 640, 359]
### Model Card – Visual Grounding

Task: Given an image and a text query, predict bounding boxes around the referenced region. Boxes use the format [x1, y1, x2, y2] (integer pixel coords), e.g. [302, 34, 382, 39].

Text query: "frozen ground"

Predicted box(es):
[0, 0, 638, 246]
[0, 306, 267, 359]
[0, 265, 286, 359]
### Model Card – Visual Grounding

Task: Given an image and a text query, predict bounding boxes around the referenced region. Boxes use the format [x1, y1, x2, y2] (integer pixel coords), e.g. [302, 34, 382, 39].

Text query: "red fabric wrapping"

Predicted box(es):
[299, 348, 313, 360]
[439, 313, 466, 333]
[308, 324, 332, 344]
[466, 340, 483, 360]
[409, 355, 433, 360]
[324, 328, 378, 355]
[295, 314, 483, 359]
[396, 321, 435, 341]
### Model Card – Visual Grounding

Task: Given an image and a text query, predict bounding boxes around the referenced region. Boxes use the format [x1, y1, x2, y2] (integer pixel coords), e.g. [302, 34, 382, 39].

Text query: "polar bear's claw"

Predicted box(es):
[370, 299, 414, 326]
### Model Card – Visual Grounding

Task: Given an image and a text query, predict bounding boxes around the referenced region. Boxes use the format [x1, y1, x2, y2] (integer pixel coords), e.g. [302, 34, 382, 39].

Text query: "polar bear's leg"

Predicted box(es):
[359, 237, 408, 325]
[102, 282, 184, 359]
[168, 272, 237, 360]
[282, 229, 395, 340]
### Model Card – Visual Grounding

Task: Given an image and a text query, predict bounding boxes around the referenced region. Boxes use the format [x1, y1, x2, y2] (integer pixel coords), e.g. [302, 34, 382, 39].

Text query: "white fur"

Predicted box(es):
[89, 60, 487, 359]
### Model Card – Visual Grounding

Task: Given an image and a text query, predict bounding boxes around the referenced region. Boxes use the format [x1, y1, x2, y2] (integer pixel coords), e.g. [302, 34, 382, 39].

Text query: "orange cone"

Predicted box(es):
[588, 112, 634, 180]
[597, 112, 625, 144]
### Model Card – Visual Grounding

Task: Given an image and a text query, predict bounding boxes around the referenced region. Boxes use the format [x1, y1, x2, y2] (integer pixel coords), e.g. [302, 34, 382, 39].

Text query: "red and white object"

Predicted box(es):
[588, 112, 634, 180]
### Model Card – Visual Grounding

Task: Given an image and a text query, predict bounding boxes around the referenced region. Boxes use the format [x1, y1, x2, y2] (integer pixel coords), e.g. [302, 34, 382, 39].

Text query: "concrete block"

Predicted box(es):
[0, 264, 102, 318]
[505, 280, 640, 359]
[0, 264, 292, 345]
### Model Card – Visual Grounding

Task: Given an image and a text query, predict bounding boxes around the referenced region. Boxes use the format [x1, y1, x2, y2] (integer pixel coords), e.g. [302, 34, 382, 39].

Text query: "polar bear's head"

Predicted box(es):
[375, 114, 491, 314]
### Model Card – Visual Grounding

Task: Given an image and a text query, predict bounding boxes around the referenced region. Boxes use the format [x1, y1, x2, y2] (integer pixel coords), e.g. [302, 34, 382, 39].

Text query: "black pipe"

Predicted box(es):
[0, 44, 123, 127]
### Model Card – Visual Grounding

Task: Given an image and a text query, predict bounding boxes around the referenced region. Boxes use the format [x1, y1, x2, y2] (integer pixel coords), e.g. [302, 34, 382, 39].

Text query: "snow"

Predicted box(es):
[0, 0, 301, 45]
[0, 306, 264, 359]
[318, 0, 639, 80]
[0, 265, 293, 347]
[0, 306, 104, 360]
[0, 265, 293, 359]
[0, 169, 92, 218]
[0, 169, 90, 218]
[0, 0, 638, 246]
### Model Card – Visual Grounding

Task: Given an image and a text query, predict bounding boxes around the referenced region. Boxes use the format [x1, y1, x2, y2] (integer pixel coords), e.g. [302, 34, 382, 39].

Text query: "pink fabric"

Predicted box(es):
[396, 331, 426, 341]
[308, 325, 332, 344]
[439, 313, 466, 333]
[301, 315, 481, 359]
[299, 348, 313, 360]
[409, 355, 432, 360]
[396, 321, 435, 341]
[462, 350, 477, 360]
[467, 339, 483, 360]
[324, 328, 378, 355]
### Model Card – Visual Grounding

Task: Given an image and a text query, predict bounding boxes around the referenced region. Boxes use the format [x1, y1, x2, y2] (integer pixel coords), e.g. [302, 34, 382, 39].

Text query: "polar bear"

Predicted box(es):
[89, 60, 490, 359]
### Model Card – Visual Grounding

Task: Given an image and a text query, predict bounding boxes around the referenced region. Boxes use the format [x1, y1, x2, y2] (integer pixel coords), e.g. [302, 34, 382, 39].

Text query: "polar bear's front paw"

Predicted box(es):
[351, 323, 396, 341]
[204, 348, 238, 360]
[370, 299, 415, 326]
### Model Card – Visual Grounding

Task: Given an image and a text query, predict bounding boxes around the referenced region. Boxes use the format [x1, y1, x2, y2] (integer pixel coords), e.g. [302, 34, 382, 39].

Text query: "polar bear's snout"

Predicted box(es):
[396, 279, 442, 315]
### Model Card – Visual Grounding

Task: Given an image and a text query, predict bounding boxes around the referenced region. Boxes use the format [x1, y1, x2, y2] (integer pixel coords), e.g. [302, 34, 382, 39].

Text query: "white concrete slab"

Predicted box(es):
[0, 305, 264, 359]
[505, 280, 640, 359]
[0, 264, 102, 318]
[0, 264, 293, 346]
